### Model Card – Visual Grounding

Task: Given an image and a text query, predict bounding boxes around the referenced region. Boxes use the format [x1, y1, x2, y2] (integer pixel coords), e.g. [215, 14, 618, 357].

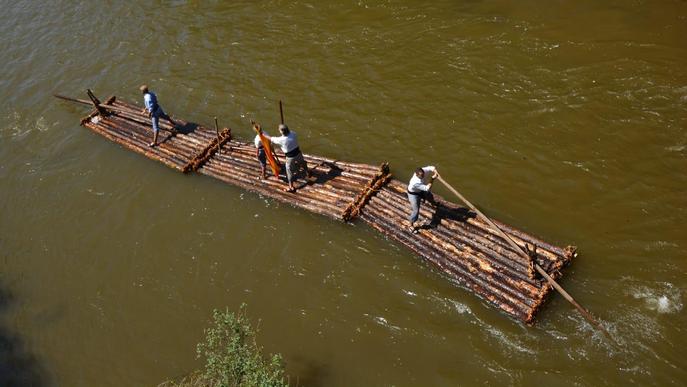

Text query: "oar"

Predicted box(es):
[436, 175, 613, 341]
[54, 94, 133, 115]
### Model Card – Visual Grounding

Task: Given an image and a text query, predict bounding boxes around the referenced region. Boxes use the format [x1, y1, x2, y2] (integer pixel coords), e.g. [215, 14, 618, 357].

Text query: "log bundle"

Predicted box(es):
[65, 93, 576, 324]
[359, 180, 576, 323]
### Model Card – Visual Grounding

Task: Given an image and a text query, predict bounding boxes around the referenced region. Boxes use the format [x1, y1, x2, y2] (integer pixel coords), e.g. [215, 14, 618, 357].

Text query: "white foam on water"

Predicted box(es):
[563, 160, 591, 173]
[643, 240, 679, 251]
[665, 144, 685, 152]
[449, 299, 471, 315]
[656, 296, 673, 314]
[372, 316, 402, 333]
[485, 327, 536, 355]
[631, 282, 683, 314]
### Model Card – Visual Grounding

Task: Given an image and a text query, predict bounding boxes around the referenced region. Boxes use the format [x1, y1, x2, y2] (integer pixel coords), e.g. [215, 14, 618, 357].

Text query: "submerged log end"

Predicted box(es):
[564, 245, 578, 263]
[524, 283, 553, 325]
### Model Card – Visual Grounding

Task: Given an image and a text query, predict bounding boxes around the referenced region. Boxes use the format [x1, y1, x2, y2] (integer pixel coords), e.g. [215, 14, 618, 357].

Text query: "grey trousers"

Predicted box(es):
[407, 192, 421, 224]
[285, 153, 308, 183]
[407, 191, 434, 224]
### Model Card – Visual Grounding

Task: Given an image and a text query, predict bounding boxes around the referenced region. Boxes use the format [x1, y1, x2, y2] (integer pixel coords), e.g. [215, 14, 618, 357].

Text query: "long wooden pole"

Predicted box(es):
[214, 117, 221, 155]
[279, 100, 284, 125]
[436, 175, 613, 340]
[273, 100, 283, 164]
[54, 94, 136, 115]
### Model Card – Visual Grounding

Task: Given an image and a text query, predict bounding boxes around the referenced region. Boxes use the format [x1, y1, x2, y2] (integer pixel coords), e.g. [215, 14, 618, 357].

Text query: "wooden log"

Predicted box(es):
[385, 180, 571, 262]
[360, 209, 531, 320]
[106, 116, 193, 157]
[382, 183, 566, 270]
[96, 120, 190, 166]
[436, 175, 611, 338]
[363, 198, 541, 302]
[85, 122, 186, 170]
[202, 160, 345, 210]
[201, 163, 344, 219]
[183, 128, 232, 173]
[111, 109, 179, 135]
[342, 165, 392, 221]
[364, 195, 539, 291]
[98, 119, 192, 164]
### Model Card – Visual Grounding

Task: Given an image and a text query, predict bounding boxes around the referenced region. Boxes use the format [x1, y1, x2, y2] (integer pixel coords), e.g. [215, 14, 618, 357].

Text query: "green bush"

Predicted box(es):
[196, 304, 288, 387]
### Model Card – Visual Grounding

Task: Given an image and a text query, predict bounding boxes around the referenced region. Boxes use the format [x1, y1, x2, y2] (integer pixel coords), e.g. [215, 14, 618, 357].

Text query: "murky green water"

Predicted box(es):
[1, 1, 685, 385]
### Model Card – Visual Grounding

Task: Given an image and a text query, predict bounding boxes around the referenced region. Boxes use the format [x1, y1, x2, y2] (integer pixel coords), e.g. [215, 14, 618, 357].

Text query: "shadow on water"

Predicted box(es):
[289, 356, 330, 387]
[0, 284, 47, 387]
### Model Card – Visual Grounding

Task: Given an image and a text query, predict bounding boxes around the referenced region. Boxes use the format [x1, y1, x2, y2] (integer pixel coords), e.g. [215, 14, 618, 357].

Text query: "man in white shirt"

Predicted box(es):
[266, 124, 310, 192]
[407, 166, 438, 233]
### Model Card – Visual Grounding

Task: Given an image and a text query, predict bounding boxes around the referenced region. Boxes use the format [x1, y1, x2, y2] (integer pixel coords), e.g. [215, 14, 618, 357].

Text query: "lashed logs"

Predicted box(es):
[198, 142, 370, 219]
[61, 93, 577, 324]
[342, 163, 392, 221]
[183, 128, 232, 173]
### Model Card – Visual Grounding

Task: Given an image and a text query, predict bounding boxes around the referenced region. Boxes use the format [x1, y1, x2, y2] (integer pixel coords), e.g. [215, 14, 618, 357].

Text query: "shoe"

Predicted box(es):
[149, 142, 156, 147]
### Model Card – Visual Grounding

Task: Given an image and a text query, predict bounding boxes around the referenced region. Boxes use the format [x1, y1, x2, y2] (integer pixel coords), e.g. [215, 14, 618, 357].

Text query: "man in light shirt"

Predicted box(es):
[266, 124, 310, 192]
[139, 85, 177, 147]
[407, 166, 438, 233]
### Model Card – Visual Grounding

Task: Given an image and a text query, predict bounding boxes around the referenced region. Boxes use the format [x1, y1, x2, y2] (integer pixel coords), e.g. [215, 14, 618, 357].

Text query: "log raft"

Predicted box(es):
[59, 93, 577, 324]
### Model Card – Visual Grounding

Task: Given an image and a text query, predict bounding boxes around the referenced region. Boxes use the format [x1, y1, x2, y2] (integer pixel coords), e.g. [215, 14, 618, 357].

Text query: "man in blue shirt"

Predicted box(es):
[140, 85, 177, 147]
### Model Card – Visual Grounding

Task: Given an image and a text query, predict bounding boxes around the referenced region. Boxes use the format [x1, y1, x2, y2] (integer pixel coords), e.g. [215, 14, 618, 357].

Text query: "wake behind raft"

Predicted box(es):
[55, 90, 578, 324]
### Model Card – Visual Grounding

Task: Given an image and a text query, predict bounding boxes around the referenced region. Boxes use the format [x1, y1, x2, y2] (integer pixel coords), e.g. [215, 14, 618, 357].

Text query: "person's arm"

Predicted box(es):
[409, 179, 432, 192]
[142, 95, 153, 116]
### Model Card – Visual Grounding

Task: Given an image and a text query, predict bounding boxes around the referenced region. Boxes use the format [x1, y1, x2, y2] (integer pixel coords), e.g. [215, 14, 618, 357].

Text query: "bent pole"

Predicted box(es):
[436, 175, 613, 340]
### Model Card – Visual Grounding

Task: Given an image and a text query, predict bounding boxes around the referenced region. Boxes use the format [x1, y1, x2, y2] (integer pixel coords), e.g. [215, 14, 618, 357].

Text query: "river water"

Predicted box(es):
[1, 1, 685, 386]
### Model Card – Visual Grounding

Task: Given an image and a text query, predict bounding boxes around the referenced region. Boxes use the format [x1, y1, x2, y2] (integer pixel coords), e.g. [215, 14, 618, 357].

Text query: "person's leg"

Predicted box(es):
[285, 157, 295, 191]
[159, 108, 176, 127]
[407, 193, 420, 231]
[258, 149, 267, 179]
[299, 153, 311, 179]
[419, 191, 435, 226]
[150, 115, 160, 146]
[295, 154, 308, 180]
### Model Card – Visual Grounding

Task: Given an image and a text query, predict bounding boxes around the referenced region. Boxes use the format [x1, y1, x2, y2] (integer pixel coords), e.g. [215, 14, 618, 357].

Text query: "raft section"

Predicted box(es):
[64, 94, 577, 324]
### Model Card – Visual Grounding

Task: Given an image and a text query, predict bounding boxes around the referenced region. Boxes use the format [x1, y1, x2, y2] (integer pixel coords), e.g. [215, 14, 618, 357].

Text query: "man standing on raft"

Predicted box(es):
[266, 124, 310, 192]
[407, 166, 439, 233]
[254, 126, 272, 180]
[140, 85, 177, 147]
